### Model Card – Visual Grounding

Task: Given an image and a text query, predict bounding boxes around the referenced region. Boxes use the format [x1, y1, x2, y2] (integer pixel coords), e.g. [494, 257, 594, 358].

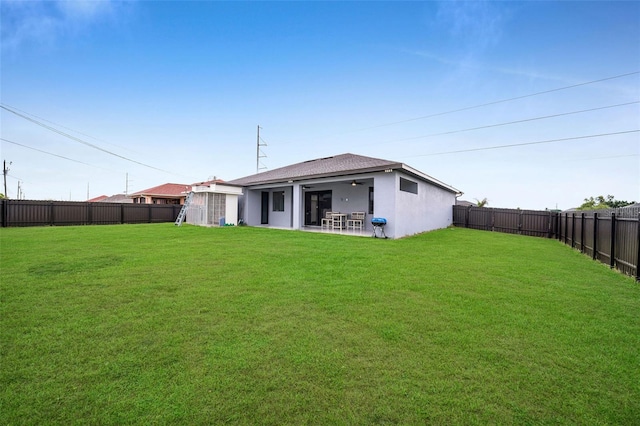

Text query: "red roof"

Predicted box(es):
[130, 183, 191, 197]
[87, 195, 108, 202]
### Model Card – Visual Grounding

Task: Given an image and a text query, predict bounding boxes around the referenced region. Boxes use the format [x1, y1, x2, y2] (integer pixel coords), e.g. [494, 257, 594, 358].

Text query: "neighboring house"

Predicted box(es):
[87, 194, 133, 203]
[186, 180, 243, 226]
[87, 195, 108, 202]
[227, 153, 462, 239]
[456, 199, 476, 207]
[129, 183, 191, 205]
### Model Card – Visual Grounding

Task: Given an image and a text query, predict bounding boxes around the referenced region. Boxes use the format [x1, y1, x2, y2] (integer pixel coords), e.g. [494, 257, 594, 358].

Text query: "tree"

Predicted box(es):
[474, 197, 489, 208]
[578, 195, 635, 210]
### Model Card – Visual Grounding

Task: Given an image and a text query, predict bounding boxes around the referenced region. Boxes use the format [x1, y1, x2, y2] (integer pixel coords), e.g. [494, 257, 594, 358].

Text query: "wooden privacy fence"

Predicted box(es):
[1, 199, 181, 227]
[452, 205, 558, 238]
[453, 205, 640, 281]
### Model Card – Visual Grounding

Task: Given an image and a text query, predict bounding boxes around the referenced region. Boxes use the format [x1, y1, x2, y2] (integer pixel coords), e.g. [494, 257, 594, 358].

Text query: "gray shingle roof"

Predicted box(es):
[228, 153, 401, 186]
[228, 152, 461, 194]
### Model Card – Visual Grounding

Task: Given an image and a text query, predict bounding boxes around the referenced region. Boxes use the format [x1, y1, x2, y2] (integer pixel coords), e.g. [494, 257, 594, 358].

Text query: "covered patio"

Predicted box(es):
[240, 175, 375, 234]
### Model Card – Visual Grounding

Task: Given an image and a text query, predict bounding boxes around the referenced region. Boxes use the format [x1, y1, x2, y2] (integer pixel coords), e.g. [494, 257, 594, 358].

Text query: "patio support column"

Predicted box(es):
[292, 183, 301, 230]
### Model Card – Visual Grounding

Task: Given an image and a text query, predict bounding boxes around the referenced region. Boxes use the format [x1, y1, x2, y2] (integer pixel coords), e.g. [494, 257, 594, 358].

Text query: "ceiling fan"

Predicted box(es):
[349, 180, 364, 186]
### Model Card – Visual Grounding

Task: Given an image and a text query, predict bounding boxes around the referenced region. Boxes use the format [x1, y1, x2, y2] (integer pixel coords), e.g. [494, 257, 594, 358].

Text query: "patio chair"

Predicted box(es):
[347, 212, 365, 231]
[321, 211, 334, 229]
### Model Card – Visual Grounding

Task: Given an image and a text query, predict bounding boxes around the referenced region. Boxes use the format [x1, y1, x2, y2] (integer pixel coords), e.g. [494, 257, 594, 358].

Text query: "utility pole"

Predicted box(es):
[3, 160, 11, 198]
[256, 125, 267, 174]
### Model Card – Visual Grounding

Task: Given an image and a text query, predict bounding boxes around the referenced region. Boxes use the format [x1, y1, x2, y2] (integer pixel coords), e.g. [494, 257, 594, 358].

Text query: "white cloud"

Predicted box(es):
[1, 0, 125, 52]
[57, 0, 114, 19]
[436, 0, 505, 51]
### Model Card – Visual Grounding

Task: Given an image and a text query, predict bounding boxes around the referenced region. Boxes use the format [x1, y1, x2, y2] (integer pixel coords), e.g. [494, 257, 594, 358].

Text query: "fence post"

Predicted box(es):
[148, 204, 152, 223]
[592, 212, 598, 261]
[50, 201, 55, 226]
[610, 213, 616, 269]
[580, 213, 585, 253]
[121, 203, 125, 224]
[518, 210, 523, 235]
[635, 212, 640, 281]
[557, 212, 561, 240]
[493, 209, 497, 232]
[1, 199, 6, 227]
[87, 202, 93, 225]
[465, 206, 470, 228]
[571, 213, 576, 248]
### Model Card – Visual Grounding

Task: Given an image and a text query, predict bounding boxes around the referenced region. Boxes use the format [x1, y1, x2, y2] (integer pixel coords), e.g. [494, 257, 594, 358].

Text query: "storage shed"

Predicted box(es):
[185, 181, 243, 226]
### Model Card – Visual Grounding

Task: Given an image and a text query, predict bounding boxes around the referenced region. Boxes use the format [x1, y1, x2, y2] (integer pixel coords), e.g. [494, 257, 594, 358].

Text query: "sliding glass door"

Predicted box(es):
[304, 191, 332, 226]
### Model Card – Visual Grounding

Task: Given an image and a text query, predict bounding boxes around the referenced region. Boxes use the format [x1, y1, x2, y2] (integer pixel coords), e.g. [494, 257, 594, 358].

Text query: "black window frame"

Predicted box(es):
[399, 177, 418, 194]
[272, 191, 285, 212]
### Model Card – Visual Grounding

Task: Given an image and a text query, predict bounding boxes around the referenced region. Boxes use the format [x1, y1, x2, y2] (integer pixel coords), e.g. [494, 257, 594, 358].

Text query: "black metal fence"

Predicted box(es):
[559, 208, 640, 280]
[453, 205, 640, 281]
[1, 199, 181, 227]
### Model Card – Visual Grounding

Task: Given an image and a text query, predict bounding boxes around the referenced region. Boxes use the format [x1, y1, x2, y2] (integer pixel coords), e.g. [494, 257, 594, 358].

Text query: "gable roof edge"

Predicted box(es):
[399, 164, 462, 194]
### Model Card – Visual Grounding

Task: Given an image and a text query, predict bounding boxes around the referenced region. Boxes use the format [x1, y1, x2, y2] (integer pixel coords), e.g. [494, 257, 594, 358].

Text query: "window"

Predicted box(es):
[400, 177, 418, 194]
[273, 191, 285, 212]
[369, 187, 374, 214]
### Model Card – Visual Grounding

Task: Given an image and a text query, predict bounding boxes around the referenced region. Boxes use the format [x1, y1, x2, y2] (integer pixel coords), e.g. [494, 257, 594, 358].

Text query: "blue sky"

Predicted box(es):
[1, 0, 638, 209]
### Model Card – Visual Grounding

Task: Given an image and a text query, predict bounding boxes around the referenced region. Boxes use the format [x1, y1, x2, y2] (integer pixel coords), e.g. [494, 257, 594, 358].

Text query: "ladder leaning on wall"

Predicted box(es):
[174, 192, 194, 226]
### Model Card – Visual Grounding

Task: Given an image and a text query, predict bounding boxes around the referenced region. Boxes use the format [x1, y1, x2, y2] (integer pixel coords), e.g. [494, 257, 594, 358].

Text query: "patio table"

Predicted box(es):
[331, 213, 347, 230]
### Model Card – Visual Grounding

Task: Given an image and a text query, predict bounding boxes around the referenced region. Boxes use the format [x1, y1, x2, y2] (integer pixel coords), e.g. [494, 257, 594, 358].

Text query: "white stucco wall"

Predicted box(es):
[329, 182, 370, 218]
[243, 187, 292, 228]
[244, 190, 262, 226]
[372, 173, 397, 237]
[268, 187, 292, 228]
[392, 172, 456, 238]
[225, 194, 239, 225]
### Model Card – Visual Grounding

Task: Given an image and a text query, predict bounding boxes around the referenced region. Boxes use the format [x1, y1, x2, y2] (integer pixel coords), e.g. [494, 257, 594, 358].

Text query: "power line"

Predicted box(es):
[347, 71, 640, 133]
[7, 173, 31, 185]
[405, 130, 639, 157]
[380, 101, 639, 144]
[276, 70, 640, 146]
[0, 102, 138, 154]
[1, 104, 175, 175]
[1, 137, 116, 171]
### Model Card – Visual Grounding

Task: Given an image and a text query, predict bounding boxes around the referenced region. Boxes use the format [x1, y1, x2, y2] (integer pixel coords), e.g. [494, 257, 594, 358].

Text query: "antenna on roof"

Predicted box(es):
[256, 125, 267, 173]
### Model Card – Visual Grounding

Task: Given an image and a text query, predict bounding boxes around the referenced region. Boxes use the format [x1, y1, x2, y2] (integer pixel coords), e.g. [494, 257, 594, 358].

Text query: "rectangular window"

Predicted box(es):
[273, 191, 285, 212]
[369, 187, 374, 214]
[400, 177, 418, 194]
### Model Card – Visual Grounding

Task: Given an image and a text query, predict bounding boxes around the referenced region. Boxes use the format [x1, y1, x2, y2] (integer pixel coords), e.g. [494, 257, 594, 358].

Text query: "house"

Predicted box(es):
[129, 183, 191, 205]
[185, 180, 243, 226]
[227, 153, 462, 239]
[87, 195, 108, 202]
[87, 194, 133, 203]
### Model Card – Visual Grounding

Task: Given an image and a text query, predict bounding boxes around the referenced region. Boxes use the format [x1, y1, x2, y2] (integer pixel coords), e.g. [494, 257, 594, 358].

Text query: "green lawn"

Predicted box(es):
[1, 224, 639, 424]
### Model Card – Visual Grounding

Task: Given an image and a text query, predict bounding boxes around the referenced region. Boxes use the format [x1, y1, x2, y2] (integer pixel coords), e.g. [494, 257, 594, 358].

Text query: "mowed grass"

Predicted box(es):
[1, 224, 639, 424]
